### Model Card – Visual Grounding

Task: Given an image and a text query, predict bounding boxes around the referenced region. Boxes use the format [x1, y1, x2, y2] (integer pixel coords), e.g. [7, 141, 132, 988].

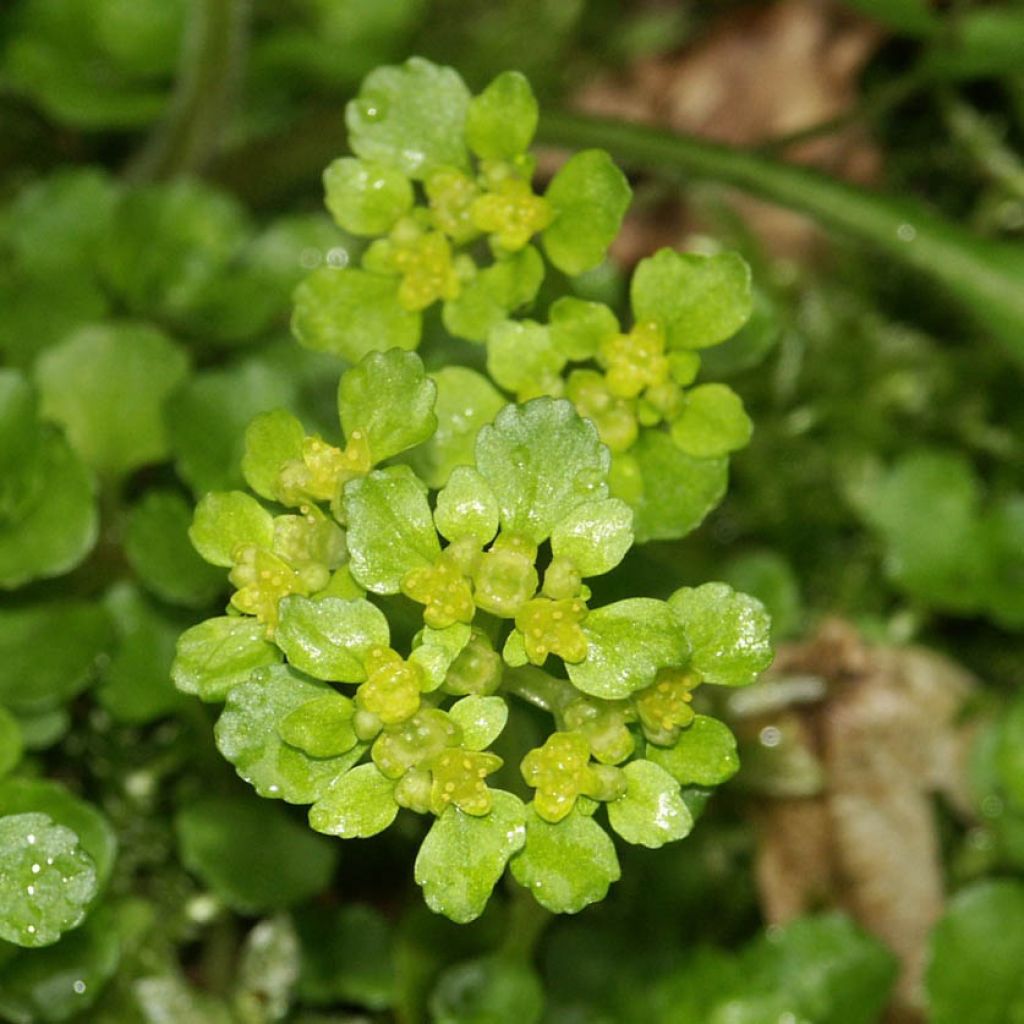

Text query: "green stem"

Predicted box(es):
[499, 884, 551, 962]
[538, 111, 1024, 369]
[502, 665, 577, 715]
[128, 0, 250, 181]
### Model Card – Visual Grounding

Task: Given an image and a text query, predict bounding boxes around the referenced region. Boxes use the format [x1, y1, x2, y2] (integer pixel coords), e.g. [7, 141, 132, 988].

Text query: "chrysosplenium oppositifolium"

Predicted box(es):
[173, 57, 772, 923]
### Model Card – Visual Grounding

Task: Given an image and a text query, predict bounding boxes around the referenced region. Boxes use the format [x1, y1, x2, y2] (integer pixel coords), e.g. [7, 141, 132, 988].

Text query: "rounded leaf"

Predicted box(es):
[487, 320, 564, 399]
[647, 715, 740, 786]
[172, 617, 282, 702]
[309, 764, 399, 839]
[668, 582, 773, 687]
[189, 491, 274, 568]
[466, 70, 538, 160]
[670, 383, 753, 459]
[510, 805, 620, 913]
[606, 759, 692, 848]
[324, 157, 414, 236]
[550, 498, 634, 577]
[241, 409, 306, 503]
[543, 151, 631, 276]
[292, 267, 421, 360]
[414, 790, 526, 923]
[630, 249, 752, 350]
[448, 696, 508, 751]
[347, 57, 471, 178]
[430, 955, 543, 1024]
[0, 813, 96, 948]
[567, 598, 687, 700]
[549, 296, 619, 361]
[434, 466, 501, 546]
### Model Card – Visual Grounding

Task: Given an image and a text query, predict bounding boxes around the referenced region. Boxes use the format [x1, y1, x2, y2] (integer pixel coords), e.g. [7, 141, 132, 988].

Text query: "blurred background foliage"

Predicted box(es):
[0, 0, 1023, 1021]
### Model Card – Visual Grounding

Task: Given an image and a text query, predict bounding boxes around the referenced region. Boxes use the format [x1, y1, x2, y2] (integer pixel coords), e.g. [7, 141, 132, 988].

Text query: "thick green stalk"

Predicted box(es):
[539, 111, 1024, 368]
[129, 0, 250, 181]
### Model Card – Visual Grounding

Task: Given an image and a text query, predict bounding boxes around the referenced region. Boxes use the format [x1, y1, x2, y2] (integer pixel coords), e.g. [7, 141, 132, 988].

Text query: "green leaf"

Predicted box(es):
[276, 596, 390, 683]
[124, 490, 224, 609]
[606, 759, 692, 848]
[309, 763, 399, 838]
[411, 623, 474, 691]
[475, 398, 609, 544]
[189, 491, 274, 568]
[448, 696, 508, 751]
[0, 812, 97, 948]
[486, 320, 565, 398]
[631, 250, 753, 350]
[466, 70, 538, 160]
[241, 409, 306, 503]
[998, 694, 1024, 812]
[0, 903, 122, 1023]
[34, 323, 189, 477]
[510, 805, 620, 913]
[434, 466, 501, 546]
[549, 296, 619, 361]
[0, 430, 98, 590]
[414, 790, 526, 923]
[926, 881, 1024, 1024]
[983, 495, 1024, 629]
[323, 157, 414, 236]
[567, 598, 687, 700]
[543, 150, 631, 276]
[133, 975, 234, 1024]
[172, 617, 283, 703]
[347, 57, 471, 178]
[166, 359, 299, 496]
[647, 715, 740, 786]
[296, 904, 394, 1010]
[442, 247, 544, 342]
[669, 582, 773, 687]
[176, 796, 337, 913]
[98, 583, 186, 724]
[841, 0, 935, 35]
[407, 368, 507, 489]
[550, 498, 633, 577]
[0, 778, 118, 890]
[236, 916, 301, 1023]
[430, 955, 543, 1024]
[344, 466, 441, 593]
[338, 348, 437, 463]
[215, 665, 366, 803]
[722, 550, 803, 642]
[292, 266, 421, 359]
[0, 707, 22, 777]
[279, 693, 357, 758]
[670, 384, 753, 458]
[0, 370, 43, 521]
[623, 431, 728, 543]
[0, 603, 113, 714]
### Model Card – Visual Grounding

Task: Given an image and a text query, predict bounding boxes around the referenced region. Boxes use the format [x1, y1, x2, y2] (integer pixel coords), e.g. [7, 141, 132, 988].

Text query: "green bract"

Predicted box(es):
[174, 59, 771, 923]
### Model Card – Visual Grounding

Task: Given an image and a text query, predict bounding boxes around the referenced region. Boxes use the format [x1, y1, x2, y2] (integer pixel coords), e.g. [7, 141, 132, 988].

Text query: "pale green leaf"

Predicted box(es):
[509, 805, 620, 913]
[668, 582, 773, 687]
[292, 267, 421, 360]
[323, 157, 414, 236]
[0, 812, 97, 948]
[448, 696, 508, 751]
[189, 491, 274, 568]
[241, 409, 306, 503]
[606, 759, 692, 848]
[486, 320, 565, 398]
[338, 348, 437, 463]
[347, 57, 471, 177]
[549, 296, 619, 361]
[567, 598, 687, 700]
[647, 715, 740, 786]
[670, 383, 753, 458]
[550, 498, 633, 577]
[630, 249, 752, 350]
[309, 763, 399, 839]
[414, 790, 526, 923]
[215, 665, 366, 803]
[543, 151, 631, 276]
[279, 692, 357, 758]
[434, 466, 500, 545]
[466, 70, 538, 160]
[172, 617, 282, 702]
[343, 466, 441, 593]
[474, 398, 609, 544]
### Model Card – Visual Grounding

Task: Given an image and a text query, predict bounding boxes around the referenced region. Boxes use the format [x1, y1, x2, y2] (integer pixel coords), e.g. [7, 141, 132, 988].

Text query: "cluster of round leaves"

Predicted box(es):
[292, 56, 757, 542]
[174, 348, 772, 922]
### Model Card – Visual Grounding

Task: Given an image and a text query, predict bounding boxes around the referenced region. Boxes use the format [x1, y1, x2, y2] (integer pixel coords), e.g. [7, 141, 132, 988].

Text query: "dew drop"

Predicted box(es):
[26, 925, 36, 935]
[26, 885, 35, 896]
[26, 834, 36, 845]
[30, 863, 41, 875]
[357, 94, 388, 122]
[46, 857, 54, 866]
